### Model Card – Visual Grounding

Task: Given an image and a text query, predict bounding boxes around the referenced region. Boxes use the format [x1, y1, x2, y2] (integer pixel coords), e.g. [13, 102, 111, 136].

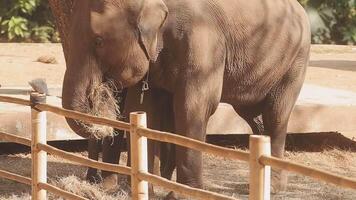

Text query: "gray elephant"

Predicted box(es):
[61, 0, 310, 197]
[85, 89, 127, 188]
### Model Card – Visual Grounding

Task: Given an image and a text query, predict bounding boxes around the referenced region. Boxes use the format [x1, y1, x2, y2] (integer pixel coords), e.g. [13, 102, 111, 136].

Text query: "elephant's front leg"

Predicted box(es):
[172, 82, 222, 189]
[124, 86, 165, 197]
[101, 89, 127, 189]
[86, 137, 102, 183]
[102, 132, 123, 189]
[174, 120, 204, 188]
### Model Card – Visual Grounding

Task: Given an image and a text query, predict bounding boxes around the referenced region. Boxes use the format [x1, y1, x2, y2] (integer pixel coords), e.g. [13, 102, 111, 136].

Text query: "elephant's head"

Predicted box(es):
[62, 0, 168, 138]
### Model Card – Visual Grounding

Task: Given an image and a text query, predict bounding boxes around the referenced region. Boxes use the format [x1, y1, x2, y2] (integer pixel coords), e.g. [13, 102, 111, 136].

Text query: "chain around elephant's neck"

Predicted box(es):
[140, 70, 150, 104]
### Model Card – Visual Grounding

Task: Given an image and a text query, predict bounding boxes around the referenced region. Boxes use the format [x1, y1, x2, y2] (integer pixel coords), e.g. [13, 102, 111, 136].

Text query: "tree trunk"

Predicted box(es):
[48, 0, 74, 61]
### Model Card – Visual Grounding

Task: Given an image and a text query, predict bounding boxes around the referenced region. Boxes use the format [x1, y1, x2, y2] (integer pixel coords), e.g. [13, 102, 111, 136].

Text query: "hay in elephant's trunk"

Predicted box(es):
[77, 80, 121, 139]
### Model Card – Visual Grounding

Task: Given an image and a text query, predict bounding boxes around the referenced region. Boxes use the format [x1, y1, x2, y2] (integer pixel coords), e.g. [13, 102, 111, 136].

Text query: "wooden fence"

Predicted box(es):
[0, 92, 355, 200]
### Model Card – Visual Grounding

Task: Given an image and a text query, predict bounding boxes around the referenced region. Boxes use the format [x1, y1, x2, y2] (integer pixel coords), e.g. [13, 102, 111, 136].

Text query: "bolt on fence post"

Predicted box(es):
[249, 135, 271, 200]
[30, 92, 47, 200]
[130, 112, 149, 200]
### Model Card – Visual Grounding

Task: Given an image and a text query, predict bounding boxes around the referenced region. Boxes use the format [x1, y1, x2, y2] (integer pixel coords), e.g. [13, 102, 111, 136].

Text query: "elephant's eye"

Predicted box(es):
[94, 36, 104, 48]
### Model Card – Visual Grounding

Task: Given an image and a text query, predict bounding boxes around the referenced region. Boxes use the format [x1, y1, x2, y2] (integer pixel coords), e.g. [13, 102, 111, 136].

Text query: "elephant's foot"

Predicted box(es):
[271, 169, 288, 194]
[164, 191, 179, 200]
[102, 173, 118, 190]
[86, 170, 103, 184]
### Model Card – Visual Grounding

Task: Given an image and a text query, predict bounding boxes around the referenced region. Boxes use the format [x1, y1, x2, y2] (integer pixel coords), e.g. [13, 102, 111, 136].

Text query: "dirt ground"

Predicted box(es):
[1, 44, 356, 92]
[0, 149, 355, 200]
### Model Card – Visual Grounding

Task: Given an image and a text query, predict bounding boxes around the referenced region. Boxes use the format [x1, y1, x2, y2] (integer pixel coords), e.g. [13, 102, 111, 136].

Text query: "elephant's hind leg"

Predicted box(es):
[160, 142, 176, 180]
[234, 106, 264, 135]
[262, 50, 308, 193]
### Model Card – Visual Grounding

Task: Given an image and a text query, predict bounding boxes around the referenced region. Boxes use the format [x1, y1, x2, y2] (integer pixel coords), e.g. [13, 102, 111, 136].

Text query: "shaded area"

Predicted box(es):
[1, 132, 355, 155]
[0, 140, 87, 155]
[309, 60, 356, 72]
[207, 132, 356, 152]
[0, 139, 127, 155]
[285, 132, 356, 152]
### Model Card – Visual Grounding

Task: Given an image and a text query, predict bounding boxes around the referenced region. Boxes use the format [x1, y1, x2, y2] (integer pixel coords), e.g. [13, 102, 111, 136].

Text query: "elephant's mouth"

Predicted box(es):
[74, 79, 120, 139]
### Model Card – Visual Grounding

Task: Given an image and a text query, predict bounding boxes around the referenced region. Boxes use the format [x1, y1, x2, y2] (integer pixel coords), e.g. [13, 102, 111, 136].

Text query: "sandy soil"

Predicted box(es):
[307, 45, 356, 93]
[0, 149, 355, 200]
[0, 43, 65, 87]
[1, 44, 356, 92]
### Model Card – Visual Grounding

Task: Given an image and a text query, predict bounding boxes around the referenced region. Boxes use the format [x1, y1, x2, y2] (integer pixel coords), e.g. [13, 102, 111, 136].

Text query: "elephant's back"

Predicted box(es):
[216, 0, 311, 105]
[163, 0, 310, 52]
[160, 0, 310, 105]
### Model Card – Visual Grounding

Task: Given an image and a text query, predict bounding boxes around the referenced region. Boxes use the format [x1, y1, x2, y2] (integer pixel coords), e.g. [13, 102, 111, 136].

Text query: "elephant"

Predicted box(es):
[82, 89, 127, 188]
[85, 88, 127, 188]
[61, 0, 310, 198]
[86, 132, 124, 186]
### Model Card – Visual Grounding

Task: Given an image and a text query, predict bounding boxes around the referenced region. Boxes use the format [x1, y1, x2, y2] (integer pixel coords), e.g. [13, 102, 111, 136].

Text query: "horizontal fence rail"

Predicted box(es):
[260, 155, 356, 190]
[0, 94, 356, 200]
[38, 183, 88, 200]
[35, 104, 131, 132]
[0, 169, 31, 185]
[0, 95, 131, 132]
[138, 172, 237, 200]
[37, 143, 131, 175]
[0, 95, 31, 106]
[0, 131, 31, 146]
[138, 128, 249, 162]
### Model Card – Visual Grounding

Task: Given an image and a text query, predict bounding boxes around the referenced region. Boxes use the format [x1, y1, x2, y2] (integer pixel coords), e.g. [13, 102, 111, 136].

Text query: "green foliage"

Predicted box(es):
[299, 0, 356, 44]
[0, 0, 355, 44]
[0, 0, 59, 42]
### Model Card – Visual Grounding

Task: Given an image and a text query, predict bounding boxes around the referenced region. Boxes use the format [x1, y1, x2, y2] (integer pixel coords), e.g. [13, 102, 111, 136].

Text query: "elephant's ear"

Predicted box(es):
[137, 0, 168, 62]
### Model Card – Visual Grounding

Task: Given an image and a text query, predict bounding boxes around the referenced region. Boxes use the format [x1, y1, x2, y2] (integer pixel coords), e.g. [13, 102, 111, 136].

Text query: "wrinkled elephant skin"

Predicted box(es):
[62, 0, 311, 197]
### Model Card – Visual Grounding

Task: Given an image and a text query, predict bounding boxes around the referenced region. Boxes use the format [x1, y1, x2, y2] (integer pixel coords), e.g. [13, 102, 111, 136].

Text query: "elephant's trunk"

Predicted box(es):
[62, 55, 119, 139]
[60, 1, 119, 139]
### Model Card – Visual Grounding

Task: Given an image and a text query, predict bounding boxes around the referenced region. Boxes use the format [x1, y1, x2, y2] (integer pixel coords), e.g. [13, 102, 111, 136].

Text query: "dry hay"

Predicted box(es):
[74, 79, 121, 139]
[0, 176, 129, 200]
[0, 152, 131, 200]
[1, 149, 355, 199]
[36, 55, 58, 64]
[0, 193, 31, 200]
[52, 175, 129, 200]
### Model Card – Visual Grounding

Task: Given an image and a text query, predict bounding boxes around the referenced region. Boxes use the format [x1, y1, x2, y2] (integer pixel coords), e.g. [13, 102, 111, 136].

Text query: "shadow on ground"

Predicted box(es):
[1, 132, 355, 155]
[207, 132, 356, 152]
[309, 60, 356, 71]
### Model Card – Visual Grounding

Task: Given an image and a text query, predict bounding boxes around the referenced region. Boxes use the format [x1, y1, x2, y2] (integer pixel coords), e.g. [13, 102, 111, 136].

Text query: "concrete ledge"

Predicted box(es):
[1, 101, 355, 141]
[0, 94, 79, 141]
[1, 83, 356, 141]
[0, 111, 80, 141]
[0, 86, 62, 97]
[207, 103, 356, 135]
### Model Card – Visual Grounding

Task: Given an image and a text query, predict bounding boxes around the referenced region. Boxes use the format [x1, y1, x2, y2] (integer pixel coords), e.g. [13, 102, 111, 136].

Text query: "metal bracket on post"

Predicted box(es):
[249, 135, 271, 200]
[30, 92, 47, 200]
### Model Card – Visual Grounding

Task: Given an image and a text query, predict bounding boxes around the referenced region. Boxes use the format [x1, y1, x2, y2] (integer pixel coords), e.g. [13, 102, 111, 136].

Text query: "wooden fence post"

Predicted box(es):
[130, 112, 149, 200]
[31, 92, 47, 200]
[249, 135, 271, 200]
